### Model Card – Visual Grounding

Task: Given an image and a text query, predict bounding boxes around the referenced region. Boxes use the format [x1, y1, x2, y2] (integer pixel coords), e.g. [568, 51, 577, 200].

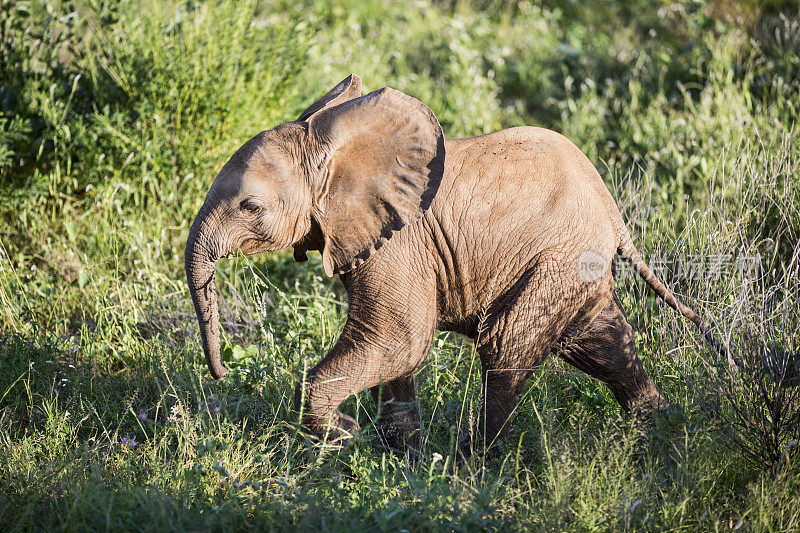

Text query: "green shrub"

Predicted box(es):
[1, 0, 309, 224]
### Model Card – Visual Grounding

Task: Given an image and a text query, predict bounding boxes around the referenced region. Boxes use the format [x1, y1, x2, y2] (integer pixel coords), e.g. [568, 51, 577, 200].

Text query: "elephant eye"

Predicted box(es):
[239, 199, 261, 214]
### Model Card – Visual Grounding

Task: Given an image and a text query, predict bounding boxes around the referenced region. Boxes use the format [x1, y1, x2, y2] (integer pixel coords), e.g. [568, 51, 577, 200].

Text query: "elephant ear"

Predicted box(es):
[297, 74, 362, 121]
[308, 87, 445, 276]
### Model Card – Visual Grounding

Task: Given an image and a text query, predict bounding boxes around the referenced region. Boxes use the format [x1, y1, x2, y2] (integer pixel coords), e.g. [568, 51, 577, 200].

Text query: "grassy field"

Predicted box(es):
[1, 0, 799, 530]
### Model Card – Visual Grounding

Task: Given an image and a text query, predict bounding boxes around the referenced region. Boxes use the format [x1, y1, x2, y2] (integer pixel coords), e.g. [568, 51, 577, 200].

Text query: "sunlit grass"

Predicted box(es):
[1, 0, 799, 530]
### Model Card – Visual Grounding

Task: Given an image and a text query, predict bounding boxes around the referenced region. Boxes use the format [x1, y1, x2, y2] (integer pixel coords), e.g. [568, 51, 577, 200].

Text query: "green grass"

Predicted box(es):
[2, 0, 800, 530]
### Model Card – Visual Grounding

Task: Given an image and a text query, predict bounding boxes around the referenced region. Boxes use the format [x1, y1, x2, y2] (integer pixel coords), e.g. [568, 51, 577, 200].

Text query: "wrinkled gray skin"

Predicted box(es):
[186, 74, 714, 454]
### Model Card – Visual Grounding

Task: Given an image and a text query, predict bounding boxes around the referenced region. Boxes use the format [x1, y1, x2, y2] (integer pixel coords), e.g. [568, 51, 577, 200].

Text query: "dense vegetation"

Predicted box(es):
[1, 0, 799, 530]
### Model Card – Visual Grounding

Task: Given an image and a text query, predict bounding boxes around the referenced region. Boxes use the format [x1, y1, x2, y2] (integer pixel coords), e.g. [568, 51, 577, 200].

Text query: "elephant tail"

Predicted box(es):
[616, 233, 731, 363]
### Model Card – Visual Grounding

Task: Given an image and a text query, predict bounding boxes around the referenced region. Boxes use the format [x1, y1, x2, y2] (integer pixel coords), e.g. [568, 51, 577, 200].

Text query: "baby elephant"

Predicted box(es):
[185, 74, 715, 453]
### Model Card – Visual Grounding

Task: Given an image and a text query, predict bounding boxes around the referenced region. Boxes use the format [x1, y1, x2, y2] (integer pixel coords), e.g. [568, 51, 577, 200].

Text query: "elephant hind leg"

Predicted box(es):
[472, 265, 589, 454]
[558, 292, 667, 412]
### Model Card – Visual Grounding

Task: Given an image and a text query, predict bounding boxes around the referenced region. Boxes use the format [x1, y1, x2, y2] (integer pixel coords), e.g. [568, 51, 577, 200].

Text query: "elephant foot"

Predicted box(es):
[625, 393, 682, 438]
[455, 437, 473, 465]
[306, 410, 360, 445]
[636, 390, 669, 412]
[454, 432, 494, 466]
[645, 402, 686, 436]
[376, 425, 422, 464]
[617, 381, 669, 414]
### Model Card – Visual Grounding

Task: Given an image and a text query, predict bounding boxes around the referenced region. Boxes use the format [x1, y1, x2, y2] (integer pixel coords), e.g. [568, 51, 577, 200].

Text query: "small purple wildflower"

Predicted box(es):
[138, 412, 147, 421]
[120, 435, 138, 449]
[212, 406, 220, 414]
[199, 401, 205, 408]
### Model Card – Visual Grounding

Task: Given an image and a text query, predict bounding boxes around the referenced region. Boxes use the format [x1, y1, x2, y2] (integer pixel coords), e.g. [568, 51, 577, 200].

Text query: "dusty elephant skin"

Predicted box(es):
[185, 74, 719, 455]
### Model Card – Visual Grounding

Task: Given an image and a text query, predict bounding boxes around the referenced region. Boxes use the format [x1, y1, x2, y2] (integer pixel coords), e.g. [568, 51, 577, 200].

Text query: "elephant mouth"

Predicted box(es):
[240, 237, 277, 255]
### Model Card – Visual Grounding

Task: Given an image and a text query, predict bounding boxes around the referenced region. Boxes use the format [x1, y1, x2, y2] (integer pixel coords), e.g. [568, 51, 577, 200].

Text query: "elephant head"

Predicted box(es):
[185, 74, 446, 379]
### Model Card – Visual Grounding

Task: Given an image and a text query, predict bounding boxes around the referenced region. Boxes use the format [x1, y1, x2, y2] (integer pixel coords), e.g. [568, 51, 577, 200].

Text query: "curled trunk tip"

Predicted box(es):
[186, 214, 230, 380]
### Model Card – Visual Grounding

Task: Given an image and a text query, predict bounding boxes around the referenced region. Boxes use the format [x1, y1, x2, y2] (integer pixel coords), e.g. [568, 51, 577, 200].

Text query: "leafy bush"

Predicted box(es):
[1, 0, 309, 222]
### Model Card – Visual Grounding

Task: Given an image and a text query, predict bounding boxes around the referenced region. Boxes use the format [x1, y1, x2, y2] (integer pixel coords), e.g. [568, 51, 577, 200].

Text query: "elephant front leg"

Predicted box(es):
[294, 261, 437, 447]
[293, 335, 369, 442]
[294, 380, 359, 443]
[477, 370, 530, 450]
[371, 375, 421, 454]
[295, 319, 434, 445]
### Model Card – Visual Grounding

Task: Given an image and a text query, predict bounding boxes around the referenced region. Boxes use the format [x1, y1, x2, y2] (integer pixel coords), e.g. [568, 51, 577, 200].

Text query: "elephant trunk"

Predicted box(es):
[185, 206, 232, 380]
